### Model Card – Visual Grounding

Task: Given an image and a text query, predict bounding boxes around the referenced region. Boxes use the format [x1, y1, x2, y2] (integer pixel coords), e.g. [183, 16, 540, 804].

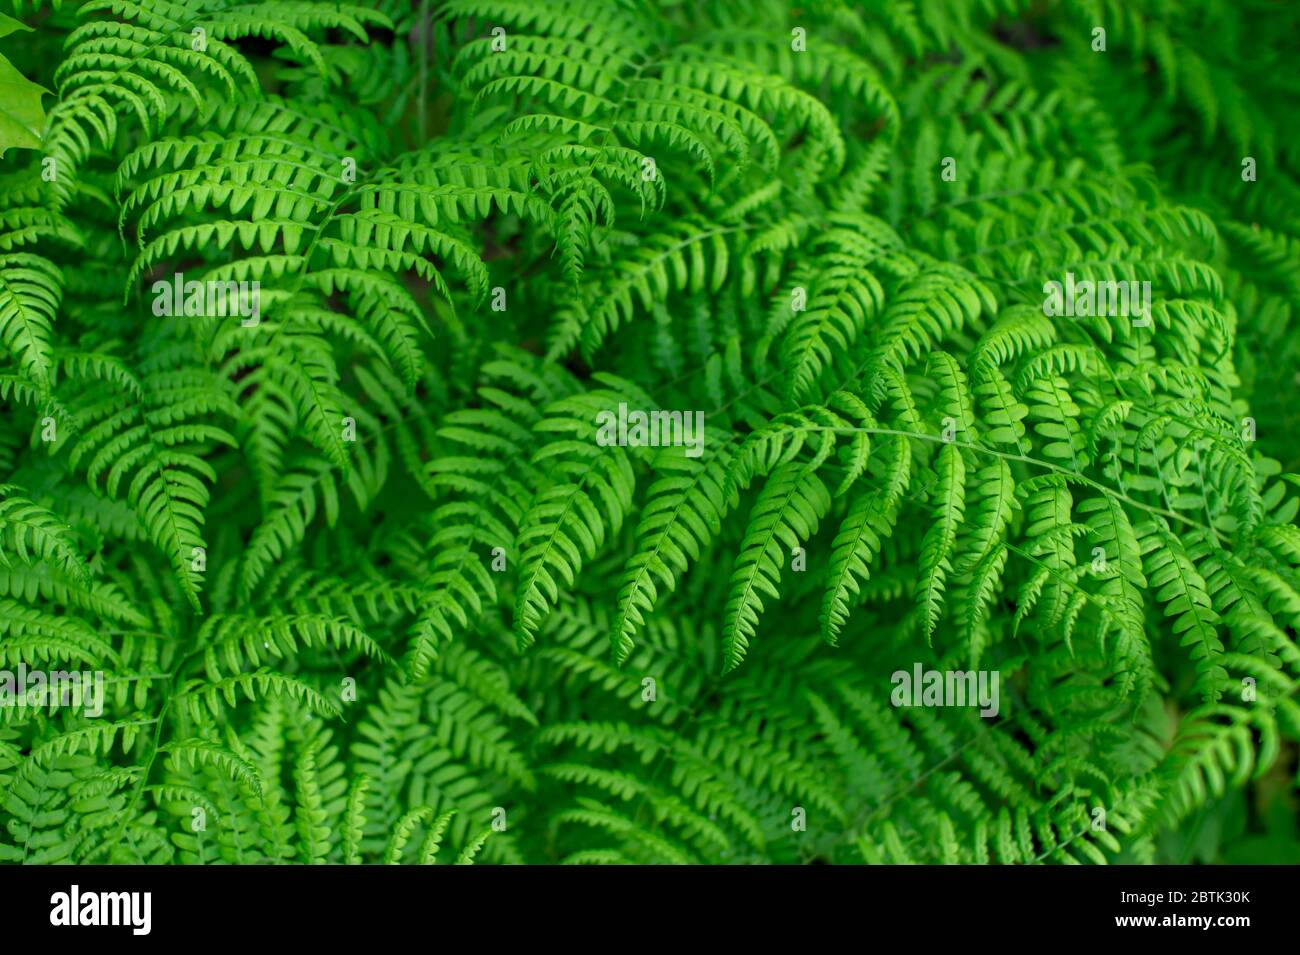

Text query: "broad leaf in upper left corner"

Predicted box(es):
[0, 13, 49, 157]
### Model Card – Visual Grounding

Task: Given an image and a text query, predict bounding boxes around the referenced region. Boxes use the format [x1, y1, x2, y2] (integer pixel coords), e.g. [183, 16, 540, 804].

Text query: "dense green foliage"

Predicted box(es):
[0, 0, 1298, 865]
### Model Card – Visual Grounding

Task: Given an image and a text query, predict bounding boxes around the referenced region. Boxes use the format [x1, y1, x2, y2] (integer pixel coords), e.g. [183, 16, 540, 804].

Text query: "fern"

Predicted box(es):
[0, 0, 1296, 868]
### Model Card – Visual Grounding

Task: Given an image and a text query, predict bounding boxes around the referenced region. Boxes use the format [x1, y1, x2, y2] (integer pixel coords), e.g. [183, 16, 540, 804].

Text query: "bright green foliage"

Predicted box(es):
[0, 13, 48, 156]
[0, 0, 1298, 865]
